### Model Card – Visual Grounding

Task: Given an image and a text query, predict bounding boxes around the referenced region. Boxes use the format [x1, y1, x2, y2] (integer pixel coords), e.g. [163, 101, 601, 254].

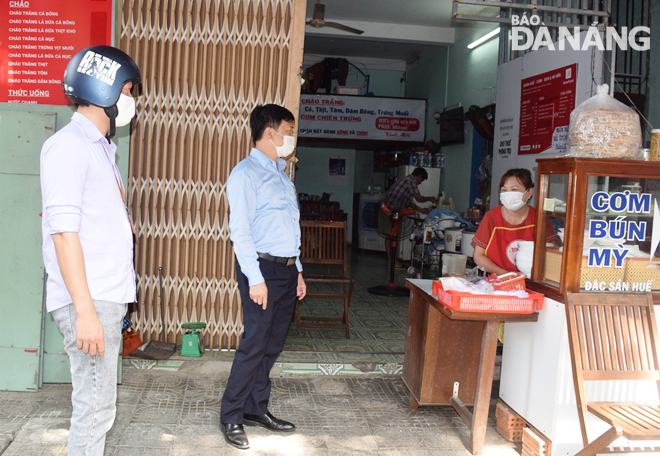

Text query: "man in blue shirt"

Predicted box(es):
[221, 104, 307, 450]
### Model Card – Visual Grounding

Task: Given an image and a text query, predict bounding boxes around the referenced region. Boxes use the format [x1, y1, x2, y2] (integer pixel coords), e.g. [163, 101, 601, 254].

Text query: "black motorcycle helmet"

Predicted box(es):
[63, 45, 141, 140]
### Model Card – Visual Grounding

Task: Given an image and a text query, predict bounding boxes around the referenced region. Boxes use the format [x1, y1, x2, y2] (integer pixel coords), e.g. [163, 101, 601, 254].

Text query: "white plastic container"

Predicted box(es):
[461, 229, 477, 257]
[444, 228, 463, 253]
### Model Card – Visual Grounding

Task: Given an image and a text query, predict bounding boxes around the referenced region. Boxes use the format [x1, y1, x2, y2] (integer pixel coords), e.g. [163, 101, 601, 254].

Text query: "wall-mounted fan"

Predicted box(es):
[467, 104, 495, 140]
[307, 2, 364, 35]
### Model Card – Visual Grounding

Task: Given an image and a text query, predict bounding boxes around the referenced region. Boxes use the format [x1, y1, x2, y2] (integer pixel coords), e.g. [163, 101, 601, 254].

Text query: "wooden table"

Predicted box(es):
[403, 279, 538, 455]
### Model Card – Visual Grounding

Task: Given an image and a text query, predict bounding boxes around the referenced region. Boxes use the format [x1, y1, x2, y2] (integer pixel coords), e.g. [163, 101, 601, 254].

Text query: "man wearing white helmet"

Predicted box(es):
[40, 45, 141, 456]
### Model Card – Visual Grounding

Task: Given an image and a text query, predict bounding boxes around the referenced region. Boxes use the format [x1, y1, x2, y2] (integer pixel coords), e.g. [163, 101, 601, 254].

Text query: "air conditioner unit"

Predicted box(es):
[358, 193, 385, 252]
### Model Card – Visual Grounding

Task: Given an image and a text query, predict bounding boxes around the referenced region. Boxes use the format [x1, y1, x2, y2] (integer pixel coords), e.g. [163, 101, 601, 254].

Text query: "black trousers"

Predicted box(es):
[220, 258, 298, 424]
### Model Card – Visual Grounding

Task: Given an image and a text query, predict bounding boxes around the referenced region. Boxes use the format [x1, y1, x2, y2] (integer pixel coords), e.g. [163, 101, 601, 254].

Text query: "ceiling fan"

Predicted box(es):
[306, 2, 364, 35]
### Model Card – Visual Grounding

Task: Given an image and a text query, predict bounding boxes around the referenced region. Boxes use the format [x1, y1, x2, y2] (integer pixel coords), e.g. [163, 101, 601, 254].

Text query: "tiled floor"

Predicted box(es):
[0, 250, 516, 455]
[125, 249, 412, 375]
[124, 249, 499, 378]
[0, 370, 520, 455]
[284, 249, 410, 363]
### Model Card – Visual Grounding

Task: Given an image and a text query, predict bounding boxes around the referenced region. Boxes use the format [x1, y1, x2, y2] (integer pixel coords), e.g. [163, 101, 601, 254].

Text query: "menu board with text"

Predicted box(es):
[518, 63, 577, 155]
[0, 0, 113, 105]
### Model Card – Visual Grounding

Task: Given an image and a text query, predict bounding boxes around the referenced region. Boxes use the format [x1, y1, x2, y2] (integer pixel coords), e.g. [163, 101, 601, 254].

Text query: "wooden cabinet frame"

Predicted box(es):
[529, 157, 660, 302]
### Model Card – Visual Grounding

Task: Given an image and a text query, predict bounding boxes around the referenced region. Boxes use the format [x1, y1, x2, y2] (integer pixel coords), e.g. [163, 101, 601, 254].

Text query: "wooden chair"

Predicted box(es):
[296, 220, 354, 338]
[565, 291, 660, 455]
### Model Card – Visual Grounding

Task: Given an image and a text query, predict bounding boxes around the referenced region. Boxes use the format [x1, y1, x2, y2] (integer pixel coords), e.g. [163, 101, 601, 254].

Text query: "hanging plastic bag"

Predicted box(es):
[566, 84, 642, 159]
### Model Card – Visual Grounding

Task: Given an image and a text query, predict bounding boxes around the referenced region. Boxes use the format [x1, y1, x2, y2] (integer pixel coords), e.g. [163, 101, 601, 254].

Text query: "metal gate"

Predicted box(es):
[120, 0, 306, 349]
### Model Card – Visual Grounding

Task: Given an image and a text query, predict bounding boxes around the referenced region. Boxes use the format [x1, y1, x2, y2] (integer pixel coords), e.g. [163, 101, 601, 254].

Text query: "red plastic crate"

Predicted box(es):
[492, 273, 527, 291]
[432, 281, 544, 314]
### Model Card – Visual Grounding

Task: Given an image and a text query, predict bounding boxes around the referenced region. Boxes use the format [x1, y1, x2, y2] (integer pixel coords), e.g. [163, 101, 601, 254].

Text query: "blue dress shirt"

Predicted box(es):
[227, 148, 302, 286]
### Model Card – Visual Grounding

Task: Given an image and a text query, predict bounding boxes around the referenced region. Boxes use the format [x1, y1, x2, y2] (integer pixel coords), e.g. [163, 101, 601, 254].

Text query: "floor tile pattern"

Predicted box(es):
[123, 250, 500, 379]
[283, 250, 410, 364]
[125, 250, 412, 374]
[0, 370, 519, 456]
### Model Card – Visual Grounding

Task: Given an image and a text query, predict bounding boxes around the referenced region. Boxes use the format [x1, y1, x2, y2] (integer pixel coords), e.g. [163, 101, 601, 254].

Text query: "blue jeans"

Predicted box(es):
[51, 300, 127, 456]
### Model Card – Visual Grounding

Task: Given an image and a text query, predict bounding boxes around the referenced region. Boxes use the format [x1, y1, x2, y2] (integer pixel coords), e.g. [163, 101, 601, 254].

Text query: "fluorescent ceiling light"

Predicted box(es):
[467, 27, 501, 49]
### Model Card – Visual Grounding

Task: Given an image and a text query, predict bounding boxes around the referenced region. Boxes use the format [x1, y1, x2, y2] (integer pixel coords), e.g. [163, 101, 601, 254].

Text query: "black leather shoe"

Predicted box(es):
[222, 423, 249, 449]
[243, 411, 296, 432]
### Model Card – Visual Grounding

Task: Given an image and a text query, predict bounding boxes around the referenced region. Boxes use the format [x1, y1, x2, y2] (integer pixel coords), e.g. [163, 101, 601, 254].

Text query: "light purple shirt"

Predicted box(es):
[40, 112, 136, 312]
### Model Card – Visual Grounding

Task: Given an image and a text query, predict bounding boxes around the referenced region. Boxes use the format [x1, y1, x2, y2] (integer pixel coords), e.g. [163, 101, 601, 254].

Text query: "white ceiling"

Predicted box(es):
[303, 0, 498, 65]
[304, 37, 445, 65]
[304, 0, 456, 27]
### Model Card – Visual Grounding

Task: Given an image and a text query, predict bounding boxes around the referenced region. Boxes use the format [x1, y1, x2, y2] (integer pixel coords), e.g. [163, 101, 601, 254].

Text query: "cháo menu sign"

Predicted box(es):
[298, 94, 425, 142]
[0, 0, 113, 105]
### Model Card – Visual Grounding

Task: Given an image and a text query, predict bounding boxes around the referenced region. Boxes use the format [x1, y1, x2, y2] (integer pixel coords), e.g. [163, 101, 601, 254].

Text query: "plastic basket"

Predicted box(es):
[492, 273, 527, 291]
[432, 281, 544, 314]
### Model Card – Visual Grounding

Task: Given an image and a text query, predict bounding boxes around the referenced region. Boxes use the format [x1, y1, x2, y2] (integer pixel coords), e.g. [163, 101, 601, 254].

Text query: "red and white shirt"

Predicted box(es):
[473, 206, 554, 273]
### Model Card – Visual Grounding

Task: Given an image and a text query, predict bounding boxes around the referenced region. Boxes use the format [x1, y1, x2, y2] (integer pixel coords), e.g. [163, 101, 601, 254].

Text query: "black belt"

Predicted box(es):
[257, 253, 297, 266]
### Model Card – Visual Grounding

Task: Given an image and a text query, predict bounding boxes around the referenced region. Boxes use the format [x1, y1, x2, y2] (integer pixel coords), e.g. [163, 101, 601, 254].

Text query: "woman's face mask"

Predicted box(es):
[115, 93, 136, 127]
[499, 191, 527, 211]
[500, 176, 532, 211]
[271, 129, 296, 158]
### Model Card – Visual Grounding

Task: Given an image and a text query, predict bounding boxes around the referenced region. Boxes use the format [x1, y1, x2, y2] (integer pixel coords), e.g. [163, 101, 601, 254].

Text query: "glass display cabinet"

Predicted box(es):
[530, 157, 660, 300]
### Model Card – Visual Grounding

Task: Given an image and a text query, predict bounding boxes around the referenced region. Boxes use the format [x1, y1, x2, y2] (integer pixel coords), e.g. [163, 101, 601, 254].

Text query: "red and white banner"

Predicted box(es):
[298, 94, 426, 142]
[0, 0, 114, 105]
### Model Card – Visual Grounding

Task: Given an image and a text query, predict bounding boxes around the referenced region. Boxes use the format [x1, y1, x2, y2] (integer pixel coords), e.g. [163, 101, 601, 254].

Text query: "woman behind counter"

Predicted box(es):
[473, 168, 554, 276]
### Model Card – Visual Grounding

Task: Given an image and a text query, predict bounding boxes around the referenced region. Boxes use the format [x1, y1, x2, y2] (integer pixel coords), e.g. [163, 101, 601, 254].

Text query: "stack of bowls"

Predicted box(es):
[515, 241, 534, 276]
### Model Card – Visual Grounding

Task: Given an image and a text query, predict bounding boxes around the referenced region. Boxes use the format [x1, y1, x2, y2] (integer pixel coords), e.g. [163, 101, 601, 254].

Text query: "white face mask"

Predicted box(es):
[270, 129, 296, 158]
[500, 191, 527, 212]
[115, 93, 136, 127]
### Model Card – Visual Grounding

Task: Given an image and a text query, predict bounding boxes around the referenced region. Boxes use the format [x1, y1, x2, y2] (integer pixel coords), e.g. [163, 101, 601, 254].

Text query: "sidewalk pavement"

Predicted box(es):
[0, 366, 520, 456]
